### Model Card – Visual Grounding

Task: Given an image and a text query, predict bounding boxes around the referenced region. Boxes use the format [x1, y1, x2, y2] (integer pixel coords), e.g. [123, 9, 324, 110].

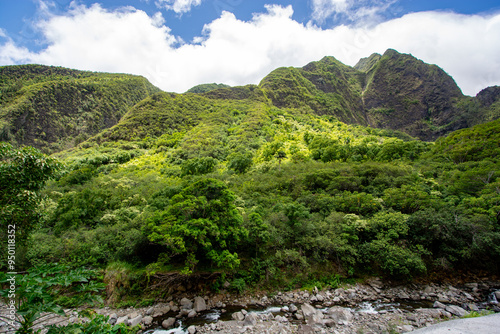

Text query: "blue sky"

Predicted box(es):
[1, 1, 500, 94]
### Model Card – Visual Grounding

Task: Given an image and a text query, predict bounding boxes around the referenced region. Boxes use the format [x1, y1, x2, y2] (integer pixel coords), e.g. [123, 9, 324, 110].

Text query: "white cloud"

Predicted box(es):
[311, 0, 397, 24]
[155, 0, 203, 14]
[0, 4, 499, 96]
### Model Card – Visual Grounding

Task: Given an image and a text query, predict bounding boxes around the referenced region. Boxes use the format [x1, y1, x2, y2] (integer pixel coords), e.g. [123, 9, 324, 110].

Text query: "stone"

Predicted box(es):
[275, 315, 288, 323]
[108, 313, 118, 325]
[193, 296, 207, 312]
[316, 294, 325, 302]
[142, 316, 153, 326]
[244, 313, 258, 326]
[116, 316, 128, 325]
[301, 303, 318, 318]
[465, 303, 480, 312]
[495, 291, 500, 300]
[146, 307, 154, 315]
[298, 324, 315, 334]
[289, 304, 298, 313]
[327, 306, 353, 324]
[445, 305, 468, 317]
[180, 298, 193, 310]
[128, 315, 142, 327]
[401, 325, 414, 332]
[162, 317, 176, 329]
[241, 309, 248, 316]
[128, 312, 139, 319]
[433, 301, 446, 309]
[187, 310, 197, 318]
[232, 311, 245, 321]
[153, 305, 171, 317]
[187, 325, 196, 334]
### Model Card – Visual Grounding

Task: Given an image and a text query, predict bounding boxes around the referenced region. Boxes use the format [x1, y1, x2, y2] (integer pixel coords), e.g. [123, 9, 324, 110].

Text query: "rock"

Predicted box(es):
[193, 296, 207, 312]
[116, 316, 128, 325]
[316, 294, 324, 302]
[108, 313, 118, 325]
[241, 309, 248, 316]
[275, 315, 288, 322]
[402, 324, 414, 332]
[465, 303, 480, 312]
[301, 303, 317, 318]
[128, 315, 142, 327]
[289, 304, 298, 313]
[307, 312, 325, 327]
[281, 306, 289, 312]
[232, 311, 245, 321]
[327, 306, 353, 324]
[187, 325, 197, 334]
[244, 313, 258, 326]
[180, 298, 193, 310]
[142, 316, 153, 326]
[295, 313, 304, 320]
[433, 301, 446, 309]
[187, 310, 197, 318]
[153, 305, 171, 317]
[445, 305, 468, 317]
[128, 312, 139, 319]
[495, 291, 500, 300]
[298, 324, 315, 334]
[162, 317, 176, 329]
[146, 307, 154, 315]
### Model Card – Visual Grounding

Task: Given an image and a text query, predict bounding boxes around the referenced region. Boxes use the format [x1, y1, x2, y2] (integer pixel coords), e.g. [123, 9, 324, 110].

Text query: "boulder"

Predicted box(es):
[301, 303, 318, 318]
[232, 311, 245, 321]
[327, 306, 353, 324]
[116, 316, 128, 325]
[180, 298, 193, 310]
[193, 296, 207, 312]
[445, 305, 468, 317]
[289, 304, 298, 313]
[128, 315, 142, 327]
[142, 316, 153, 326]
[433, 301, 447, 309]
[187, 310, 197, 318]
[108, 313, 118, 325]
[187, 325, 197, 334]
[162, 317, 176, 329]
[244, 313, 258, 326]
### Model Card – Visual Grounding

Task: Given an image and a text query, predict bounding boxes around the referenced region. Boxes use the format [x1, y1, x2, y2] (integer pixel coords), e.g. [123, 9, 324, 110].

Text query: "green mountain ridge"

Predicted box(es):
[0, 64, 160, 153]
[1, 50, 499, 151]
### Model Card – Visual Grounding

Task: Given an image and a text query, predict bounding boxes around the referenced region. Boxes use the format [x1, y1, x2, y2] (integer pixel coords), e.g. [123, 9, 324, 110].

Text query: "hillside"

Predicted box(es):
[2, 50, 499, 150]
[1, 50, 500, 296]
[0, 64, 160, 153]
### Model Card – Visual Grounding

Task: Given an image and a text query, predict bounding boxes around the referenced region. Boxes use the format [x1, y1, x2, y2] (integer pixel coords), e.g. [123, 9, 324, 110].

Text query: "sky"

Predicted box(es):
[1, 1, 500, 95]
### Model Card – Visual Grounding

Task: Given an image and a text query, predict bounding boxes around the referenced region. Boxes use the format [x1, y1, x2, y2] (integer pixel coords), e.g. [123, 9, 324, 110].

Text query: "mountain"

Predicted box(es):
[4, 52, 499, 286]
[0, 64, 160, 153]
[186, 83, 230, 93]
[2, 50, 499, 152]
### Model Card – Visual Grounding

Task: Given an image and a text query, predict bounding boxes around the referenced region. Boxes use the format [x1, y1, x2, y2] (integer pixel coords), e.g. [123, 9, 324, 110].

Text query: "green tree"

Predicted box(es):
[145, 178, 248, 273]
[228, 151, 253, 173]
[0, 143, 60, 264]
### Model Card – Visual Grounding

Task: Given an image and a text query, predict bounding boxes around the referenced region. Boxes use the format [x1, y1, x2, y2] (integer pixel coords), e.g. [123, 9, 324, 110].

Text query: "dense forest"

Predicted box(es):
[1, 50, 500, 315]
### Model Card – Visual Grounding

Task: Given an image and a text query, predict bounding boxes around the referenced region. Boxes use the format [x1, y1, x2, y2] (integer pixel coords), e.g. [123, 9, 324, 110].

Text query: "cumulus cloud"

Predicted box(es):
[155, 0, 203, 14]
[0, 4, 499, 95]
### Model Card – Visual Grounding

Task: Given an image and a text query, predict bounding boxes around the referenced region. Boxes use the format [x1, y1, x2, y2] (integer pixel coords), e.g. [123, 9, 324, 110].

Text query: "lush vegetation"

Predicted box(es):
[1, 50, 500, 319]
[0, 64, 159, 153]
